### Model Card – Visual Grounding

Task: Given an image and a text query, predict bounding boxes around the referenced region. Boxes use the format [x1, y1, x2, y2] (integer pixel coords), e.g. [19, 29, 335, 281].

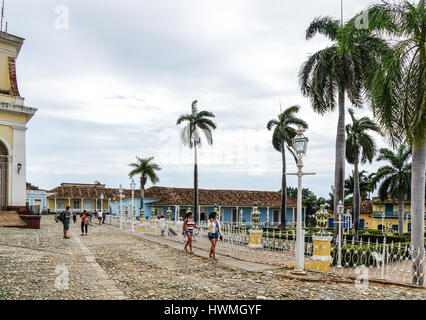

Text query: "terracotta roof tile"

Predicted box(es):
[144, 186, 296, 207]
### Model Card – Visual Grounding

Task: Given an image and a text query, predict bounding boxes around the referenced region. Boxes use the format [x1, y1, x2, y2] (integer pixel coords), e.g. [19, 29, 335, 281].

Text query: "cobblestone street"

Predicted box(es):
[0, 217, 425, 300]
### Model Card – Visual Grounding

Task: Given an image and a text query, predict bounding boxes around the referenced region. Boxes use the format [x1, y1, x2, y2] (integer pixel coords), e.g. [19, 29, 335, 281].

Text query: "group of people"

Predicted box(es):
[60, 206, 106, 239]
[181, 211, 222, 260]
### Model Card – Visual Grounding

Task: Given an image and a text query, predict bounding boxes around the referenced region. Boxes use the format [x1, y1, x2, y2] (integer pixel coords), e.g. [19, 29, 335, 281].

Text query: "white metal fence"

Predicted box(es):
[105, 215, 425, 287]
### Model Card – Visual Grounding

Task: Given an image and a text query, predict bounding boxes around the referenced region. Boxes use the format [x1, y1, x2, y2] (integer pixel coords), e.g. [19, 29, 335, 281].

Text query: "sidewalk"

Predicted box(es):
[116, 227, 278, 272]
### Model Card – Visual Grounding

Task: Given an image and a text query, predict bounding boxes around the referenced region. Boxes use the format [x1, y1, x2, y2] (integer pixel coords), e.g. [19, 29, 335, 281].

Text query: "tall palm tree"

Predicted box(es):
[267, 105, 308, 229]
[345, 0, 425, 285]
[345, 108, 381, 238]
[128, 156, 161, 217]
[345, 170, 375, 201]
[299, 16, 385, 237]
[372, 146, 412, 236]
[176, 100, 216, 220]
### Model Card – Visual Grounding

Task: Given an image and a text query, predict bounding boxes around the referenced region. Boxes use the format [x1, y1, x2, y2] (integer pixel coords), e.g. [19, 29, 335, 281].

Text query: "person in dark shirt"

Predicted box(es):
[63, 206, 72, 239]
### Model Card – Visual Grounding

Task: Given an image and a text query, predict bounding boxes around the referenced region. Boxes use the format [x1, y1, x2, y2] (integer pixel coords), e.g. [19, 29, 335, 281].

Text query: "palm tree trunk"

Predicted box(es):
[397, 189, 405, 236]
[353, 150, 360, 240]
[334, 89, 346, 238]
[194, 143, 199, 221]
[140, 176, 145, 218]
[411, 141, 425, 286]
[281, 141, 287, 230]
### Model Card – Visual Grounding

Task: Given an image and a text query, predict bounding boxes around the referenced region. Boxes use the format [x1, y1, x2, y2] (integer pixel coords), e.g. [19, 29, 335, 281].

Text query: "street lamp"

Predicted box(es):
[337, 200, 344, 268]
[381, 211, 385, 235]
[100, 193, 104, 213]
[344, 209, 352, 234]
[130, 178, 136, 232]
[285, 127, 315, 274]
[119, 184, 124, 229]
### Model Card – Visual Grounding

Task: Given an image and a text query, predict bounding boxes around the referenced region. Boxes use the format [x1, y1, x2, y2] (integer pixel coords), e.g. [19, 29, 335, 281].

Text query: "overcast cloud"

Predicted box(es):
[6, 0, 392, 197]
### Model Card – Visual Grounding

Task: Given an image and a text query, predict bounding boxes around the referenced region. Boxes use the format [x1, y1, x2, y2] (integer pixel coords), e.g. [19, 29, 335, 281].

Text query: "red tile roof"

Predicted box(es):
[144, 186, 296, 207]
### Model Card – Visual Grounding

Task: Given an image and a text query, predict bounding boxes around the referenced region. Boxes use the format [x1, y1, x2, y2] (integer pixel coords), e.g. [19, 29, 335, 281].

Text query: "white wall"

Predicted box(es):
[11, 126, 26, 206]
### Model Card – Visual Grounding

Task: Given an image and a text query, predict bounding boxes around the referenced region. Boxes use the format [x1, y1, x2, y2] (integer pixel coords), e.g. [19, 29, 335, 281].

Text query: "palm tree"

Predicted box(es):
[128, 156, 161, 217]
[299, 16, 385, 237]
[176, 100, 217, 221]
[371, 146, 412, 236]
[345, 170, 375, 201]
[345, 0, 425, 285]
[345, 109, 381, 238]
[267, 105, 308, 229]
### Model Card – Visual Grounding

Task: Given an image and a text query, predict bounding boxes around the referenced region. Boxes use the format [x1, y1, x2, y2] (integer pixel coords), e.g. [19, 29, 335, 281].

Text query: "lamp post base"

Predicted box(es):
[291, 269, 307, 275]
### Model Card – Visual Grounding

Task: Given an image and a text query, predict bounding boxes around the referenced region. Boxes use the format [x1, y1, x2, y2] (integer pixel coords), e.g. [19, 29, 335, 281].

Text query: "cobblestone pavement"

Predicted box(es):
[0, 217, 425, 300]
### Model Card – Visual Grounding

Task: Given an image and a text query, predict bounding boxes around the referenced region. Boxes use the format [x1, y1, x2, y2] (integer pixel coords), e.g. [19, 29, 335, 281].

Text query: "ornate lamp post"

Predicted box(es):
[100, 193, 104, 213]
[130, 178, 136, 232]
[344, 209, 352, 234]
[381, 211, 385, 235]
[248, 201, 263, 248]
[336, 200, 344, 268]
[119, 184, 124, 229]
[286, 127, 315, 273]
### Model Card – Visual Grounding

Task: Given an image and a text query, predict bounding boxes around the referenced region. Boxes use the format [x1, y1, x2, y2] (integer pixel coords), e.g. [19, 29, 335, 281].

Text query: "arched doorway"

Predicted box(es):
[0, 140, 8, 210]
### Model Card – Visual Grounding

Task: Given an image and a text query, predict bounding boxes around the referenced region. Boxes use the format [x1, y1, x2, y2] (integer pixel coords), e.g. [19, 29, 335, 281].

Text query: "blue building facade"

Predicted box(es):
[26, 189, 48, 214]
[110, 187, 306, 227]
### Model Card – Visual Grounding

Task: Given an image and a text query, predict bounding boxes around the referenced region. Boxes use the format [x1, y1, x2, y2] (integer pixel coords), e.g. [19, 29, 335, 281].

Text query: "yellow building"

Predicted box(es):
[371, 196, 426, 233]
[47, 182, 122, 213]
[0, 31, 37, 212]
[328, 198, 426, 233]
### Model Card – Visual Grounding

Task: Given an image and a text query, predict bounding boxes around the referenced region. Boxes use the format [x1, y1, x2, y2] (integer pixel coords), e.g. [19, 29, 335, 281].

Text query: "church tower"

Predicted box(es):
[0, 31, 37, 211]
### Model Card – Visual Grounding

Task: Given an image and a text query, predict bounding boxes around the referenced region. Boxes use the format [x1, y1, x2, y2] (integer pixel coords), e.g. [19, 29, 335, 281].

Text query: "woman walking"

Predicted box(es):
[182, 211, 199, 254]
[208, 212, 220, 260]
[81, 210, 89, 236]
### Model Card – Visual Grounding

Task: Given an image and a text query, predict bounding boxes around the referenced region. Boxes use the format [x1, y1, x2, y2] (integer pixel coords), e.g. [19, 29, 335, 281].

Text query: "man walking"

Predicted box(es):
[102, 210, 106, 224]
[97, 210, 103, 225]
[63, 206, 72, 239]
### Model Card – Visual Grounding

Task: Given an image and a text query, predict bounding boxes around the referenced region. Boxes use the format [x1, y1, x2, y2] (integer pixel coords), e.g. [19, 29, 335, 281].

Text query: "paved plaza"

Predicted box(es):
[0, 216, 425, 300]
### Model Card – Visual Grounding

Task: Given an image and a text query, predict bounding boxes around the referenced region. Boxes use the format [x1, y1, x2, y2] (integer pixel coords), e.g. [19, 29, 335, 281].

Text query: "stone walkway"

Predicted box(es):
[0, 216, 425, 300]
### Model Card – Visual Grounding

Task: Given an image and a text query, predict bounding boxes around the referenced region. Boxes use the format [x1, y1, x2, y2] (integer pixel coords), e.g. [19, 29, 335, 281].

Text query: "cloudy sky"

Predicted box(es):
[6, 0, 391, 197]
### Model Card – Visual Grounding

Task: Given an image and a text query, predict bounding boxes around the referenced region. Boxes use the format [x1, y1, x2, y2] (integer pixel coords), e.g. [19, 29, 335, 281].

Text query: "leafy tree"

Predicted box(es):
[128, 156, 161, 216]
[176, 100, 216, 220]
[267, 105, 308, 229]
[26, 182, 39, 190]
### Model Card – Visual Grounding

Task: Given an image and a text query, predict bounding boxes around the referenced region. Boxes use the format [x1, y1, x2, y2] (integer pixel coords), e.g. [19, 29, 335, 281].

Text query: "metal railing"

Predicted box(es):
[104, 216, 425, 287]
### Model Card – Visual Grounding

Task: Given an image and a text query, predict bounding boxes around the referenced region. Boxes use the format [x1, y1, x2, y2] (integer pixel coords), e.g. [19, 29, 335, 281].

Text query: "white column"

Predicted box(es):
[54, 198, 57, 212]
[11, 126, 26, 206]
[68, 198, 71, 208]
[81, 198, 84, 211]
[266, 207, 270, 224]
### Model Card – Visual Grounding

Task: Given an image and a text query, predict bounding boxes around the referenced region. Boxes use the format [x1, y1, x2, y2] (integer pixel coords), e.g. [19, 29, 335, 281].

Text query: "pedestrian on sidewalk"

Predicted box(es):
[208, 212, 220, 260]
[81, 210, 89, 236]
[63, 206, 72, 239]
[182, 211, 199, 254]
[97, 210, 103, 225]
[102, 210, 106, 224]
[89, 211, 93, 226]
[72, 212, 77, 224]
